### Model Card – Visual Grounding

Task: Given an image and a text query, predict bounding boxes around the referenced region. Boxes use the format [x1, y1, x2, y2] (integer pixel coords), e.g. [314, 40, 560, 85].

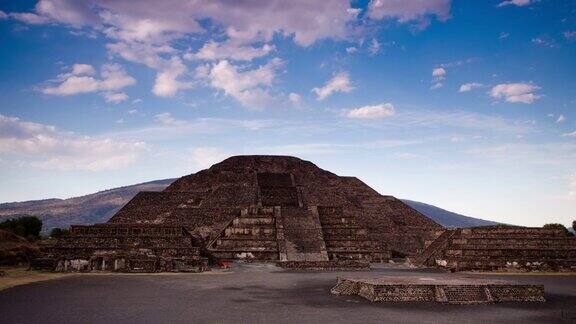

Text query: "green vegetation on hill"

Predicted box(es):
[0, 216, 42, 240]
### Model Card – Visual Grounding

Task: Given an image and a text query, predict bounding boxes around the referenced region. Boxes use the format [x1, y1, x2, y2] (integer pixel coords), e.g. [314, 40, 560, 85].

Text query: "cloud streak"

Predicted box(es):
[313, 73, 354, 100]
[345, 103, 395, 119]
[0, 114, 146, 171]
[41, 63, 135, 102]
[490, 83, 541, 104]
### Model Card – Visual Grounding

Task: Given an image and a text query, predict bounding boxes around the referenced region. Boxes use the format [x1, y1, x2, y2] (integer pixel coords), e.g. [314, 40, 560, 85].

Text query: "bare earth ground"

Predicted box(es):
[1, 263, 575, 324]
[0, 268, 72, 291]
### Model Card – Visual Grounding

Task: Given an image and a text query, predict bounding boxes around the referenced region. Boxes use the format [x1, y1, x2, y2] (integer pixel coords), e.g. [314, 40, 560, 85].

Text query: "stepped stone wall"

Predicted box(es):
[414, 226, 576, 272]
[35, 224, 208, 272]
[39, 155, 439, 271]
[331, 277, 545, 304]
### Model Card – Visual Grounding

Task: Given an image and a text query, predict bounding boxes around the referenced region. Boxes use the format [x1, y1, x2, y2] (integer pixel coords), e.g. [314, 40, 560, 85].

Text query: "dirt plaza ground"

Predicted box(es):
[1, 263, 575, 324]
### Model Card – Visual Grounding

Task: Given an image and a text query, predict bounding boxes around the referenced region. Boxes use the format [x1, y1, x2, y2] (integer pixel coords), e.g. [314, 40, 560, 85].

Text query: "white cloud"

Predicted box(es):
[128, 109, 138, 115]
[152, 57, 193, 97]
[368, 38, 381, 55]
[186, 41, 275, 61]
[346, 47, 357, 54]
[71, 63, 96, 76]
[10, 1, 361, 99]
[499, 32, 510, 39]
[459, 82, 483, 92]
[35, 0, 98, 26]
[564, 31, 576, 41]
[9, 12, 50, 24]
[432, 67, 446, 79]
[190, 147, 229, 169]
[0, 114, 145, 171]
[42, 64, 135, 99]
[106, 42, 175, 70]
[288, 92, 301, 104]
[103, 92, 129, 103]
[430, 82, 443, 90]
[312, 72, 354, 100]
[201, 58, 283, 109]
[15, 1, 356, 46]
[431, 67, 446, 90]
[490, 83, 541, 104]
[367, 0, 451, 28]
[154, 112, 185, 126]
[532, 37, 557, 48]
[9, 1, 454, 102]
[556, 114, 566, 123]
[498, 0, 531, 7]
[563, 130, 576, 138]
[345, 103, 395, 119]
[0, 10, 7, 20]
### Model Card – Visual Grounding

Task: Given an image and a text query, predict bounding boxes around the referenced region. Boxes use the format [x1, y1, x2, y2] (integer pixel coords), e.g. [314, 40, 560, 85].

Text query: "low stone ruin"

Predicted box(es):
[34, 224, 208, 272]
[279, 260, 370, 271]
[413, 226, 576, 272]
[331, 276, 545, 304]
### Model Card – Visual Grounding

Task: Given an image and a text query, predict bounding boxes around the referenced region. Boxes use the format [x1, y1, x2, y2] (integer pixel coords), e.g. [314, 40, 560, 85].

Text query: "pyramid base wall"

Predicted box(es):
[331, 277, 545, 304]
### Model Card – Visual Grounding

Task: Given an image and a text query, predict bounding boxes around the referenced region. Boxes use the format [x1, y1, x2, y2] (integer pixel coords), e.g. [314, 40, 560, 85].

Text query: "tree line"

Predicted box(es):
[0, 216, 69, 240]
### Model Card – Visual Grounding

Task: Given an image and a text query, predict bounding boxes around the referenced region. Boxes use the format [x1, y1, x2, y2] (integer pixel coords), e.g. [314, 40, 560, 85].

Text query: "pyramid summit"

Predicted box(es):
[38, 155, 441, 272]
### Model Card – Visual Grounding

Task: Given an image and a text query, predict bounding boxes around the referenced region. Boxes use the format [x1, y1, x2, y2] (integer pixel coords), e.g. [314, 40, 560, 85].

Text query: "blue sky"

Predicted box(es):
[0, 0, 575, 227]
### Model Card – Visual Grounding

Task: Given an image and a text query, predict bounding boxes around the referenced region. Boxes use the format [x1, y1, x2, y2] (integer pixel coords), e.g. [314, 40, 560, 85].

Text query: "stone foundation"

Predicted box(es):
[36, 224, 208, 273]
[278, 260, 370, 271]
[331, 276, 545, 304]
[413, 226, 576, 272]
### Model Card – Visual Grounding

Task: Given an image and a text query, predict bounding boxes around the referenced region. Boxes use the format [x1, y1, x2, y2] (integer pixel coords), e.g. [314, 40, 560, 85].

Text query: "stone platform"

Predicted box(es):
[278, 260, 371, 271]
[331, 276, 545, 304]
[413, 226, 576, 272]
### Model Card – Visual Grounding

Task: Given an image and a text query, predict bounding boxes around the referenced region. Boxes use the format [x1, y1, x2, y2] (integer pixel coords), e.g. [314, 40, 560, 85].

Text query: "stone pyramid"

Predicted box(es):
[109, 155, 441, 261]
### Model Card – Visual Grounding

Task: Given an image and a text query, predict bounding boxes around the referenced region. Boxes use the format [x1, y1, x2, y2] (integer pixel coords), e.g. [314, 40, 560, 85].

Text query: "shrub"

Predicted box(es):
[0, 216, 42, 240]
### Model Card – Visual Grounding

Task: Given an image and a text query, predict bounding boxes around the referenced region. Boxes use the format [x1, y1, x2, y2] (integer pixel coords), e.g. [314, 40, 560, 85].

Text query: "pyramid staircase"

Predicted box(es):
[207, 207, 280, 260]
[207, 172, 382, 268]
[318, 206, 389, 262]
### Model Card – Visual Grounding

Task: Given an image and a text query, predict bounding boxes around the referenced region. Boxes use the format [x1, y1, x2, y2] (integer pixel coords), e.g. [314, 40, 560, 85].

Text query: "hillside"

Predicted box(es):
[0, 178, 498, 231]
[0, 179, 175, 232]
[402, 199, 500, 228]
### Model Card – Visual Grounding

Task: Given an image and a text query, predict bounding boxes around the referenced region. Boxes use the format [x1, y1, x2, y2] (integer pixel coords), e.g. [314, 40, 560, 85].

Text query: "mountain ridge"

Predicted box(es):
[0, 178, 499, 232]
